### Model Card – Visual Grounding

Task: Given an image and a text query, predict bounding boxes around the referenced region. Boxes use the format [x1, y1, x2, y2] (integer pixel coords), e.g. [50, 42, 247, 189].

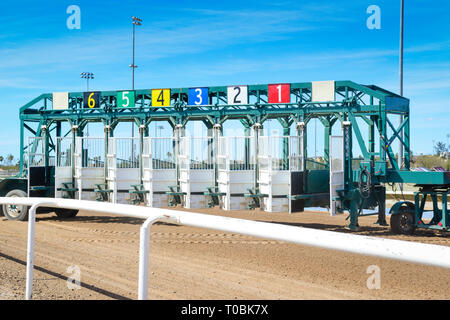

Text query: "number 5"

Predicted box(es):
[122, 91, 129, 107]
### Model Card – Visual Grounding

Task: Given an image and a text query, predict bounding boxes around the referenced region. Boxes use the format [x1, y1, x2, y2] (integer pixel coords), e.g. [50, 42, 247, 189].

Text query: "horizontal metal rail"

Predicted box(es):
[0, 197, 449, 300]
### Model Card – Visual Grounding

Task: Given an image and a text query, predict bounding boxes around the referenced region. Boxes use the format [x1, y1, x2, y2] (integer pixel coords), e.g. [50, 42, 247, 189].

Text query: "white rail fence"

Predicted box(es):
[0, 197, 450, 300]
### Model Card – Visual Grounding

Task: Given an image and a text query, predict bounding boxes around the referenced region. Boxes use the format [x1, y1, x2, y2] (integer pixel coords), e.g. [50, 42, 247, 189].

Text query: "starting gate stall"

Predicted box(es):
[257, 135, 303, 212]
[74, 137, 106, 201]
[27, 137, 55, 197]
[55, 137, 75, 198]
[217, 136, 256, 210]
[329, 135, 345, 215]
[142, 137, 177, 207]
[179, 136, 215, 208]
[107, 137, 140, 204]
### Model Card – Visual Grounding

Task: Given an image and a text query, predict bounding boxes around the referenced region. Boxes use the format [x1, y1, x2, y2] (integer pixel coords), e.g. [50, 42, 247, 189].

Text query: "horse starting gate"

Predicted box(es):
[179, 136, 215, 208]
[217, 136, 256, 210]
[142, 137, 177, 207]
[329, 135, 344, 216]
[48, 134, 327, 213]
[258, 136, 303, 212]
[74, 137, 105, 201]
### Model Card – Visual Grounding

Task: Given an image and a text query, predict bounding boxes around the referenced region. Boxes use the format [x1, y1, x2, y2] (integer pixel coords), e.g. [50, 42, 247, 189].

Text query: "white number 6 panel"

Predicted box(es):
[227, 85, 248, 105]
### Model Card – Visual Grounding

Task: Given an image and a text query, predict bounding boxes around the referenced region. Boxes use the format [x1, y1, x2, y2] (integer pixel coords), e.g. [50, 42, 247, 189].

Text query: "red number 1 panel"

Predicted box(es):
[268, 83, 290, 103]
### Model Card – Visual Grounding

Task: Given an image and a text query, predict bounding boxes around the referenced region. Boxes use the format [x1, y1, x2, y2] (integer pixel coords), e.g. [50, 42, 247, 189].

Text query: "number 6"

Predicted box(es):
[88, 92, 95, 108]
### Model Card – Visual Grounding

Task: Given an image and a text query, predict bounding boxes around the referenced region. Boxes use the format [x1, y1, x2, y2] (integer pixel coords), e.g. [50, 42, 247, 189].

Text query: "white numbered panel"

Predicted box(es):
[312, 80, 335, 102]
[227, 85, 248, 105]
[53, 92, 69, 110]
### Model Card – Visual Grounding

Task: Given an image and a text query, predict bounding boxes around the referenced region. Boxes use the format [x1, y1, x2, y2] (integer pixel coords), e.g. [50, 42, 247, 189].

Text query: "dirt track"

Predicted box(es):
[0, 207, 449, 300]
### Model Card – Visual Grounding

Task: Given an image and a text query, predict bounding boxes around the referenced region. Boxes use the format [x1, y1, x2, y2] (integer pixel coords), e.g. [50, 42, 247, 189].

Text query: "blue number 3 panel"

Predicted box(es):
[188, 87, 209, 106]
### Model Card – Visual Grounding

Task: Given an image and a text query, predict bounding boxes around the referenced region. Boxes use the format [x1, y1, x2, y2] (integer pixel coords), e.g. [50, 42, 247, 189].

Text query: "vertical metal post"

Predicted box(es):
[282, 124, 290, 170]
[296, 121, 305, 172]
[323, 121, 331, 166]
[104, 125, 111, 185]
[252, 122, 262, 189]
[71, 125, 78, 186]
[139, 124, 145, 183]
[25, 204, 38, 300]
[25, 202, 55, 300]
[138, 216, 159, 300]
[213, 123, 222, 187]
[398, 0, 404, 169]
[174, 124, 184, 189]
[20, 119, 24, 175]
[132, 22, 135, 91]
[342, 121, 352, 189]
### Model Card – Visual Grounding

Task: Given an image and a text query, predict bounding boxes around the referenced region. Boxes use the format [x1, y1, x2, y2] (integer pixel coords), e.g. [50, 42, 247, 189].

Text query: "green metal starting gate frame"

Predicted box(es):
[2, 80, 449, 233]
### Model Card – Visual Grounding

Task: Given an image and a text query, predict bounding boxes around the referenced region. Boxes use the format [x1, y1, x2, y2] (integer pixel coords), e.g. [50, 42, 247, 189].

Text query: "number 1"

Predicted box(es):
[276, 85, 282, 102]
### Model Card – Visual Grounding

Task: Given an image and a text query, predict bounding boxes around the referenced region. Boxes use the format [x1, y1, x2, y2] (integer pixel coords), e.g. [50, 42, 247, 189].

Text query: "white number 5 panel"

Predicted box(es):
[227, 85, 248, 105]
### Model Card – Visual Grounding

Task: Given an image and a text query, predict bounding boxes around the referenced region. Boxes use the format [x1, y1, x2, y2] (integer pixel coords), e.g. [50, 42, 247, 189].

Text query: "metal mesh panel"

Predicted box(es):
[188, 137, 214, 170]
[219, 136, 255, 171]
[258, 136, 303, 171]
[114, 138, 139, 168]
[330, 136, 344, 172]
[81, 137, 105, 168]
[151, 137, 176, 170]
[56, 137, 72, 167]
[27, 137, 45, 167]
[289, 136, 303, 171]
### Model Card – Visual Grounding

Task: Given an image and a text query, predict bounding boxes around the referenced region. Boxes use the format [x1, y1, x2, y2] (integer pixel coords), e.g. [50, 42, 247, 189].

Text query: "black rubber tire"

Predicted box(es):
[55, 209, 79, 219]
[390, 206, 416, 235]
[2, 189, 29, 221]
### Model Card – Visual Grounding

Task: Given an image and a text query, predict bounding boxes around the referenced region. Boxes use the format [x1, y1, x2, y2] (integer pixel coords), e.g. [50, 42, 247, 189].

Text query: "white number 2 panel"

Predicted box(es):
[227, 85, 248, 105]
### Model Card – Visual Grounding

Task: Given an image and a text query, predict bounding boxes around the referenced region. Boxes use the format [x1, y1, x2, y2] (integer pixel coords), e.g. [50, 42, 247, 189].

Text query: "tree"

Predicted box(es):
[434, 141, 447, 156]
[7, 154, 14, 165]
[0, 156, 3, 165]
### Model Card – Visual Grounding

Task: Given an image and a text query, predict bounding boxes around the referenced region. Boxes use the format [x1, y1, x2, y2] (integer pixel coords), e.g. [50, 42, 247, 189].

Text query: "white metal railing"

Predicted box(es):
[1, 197, 450, 301]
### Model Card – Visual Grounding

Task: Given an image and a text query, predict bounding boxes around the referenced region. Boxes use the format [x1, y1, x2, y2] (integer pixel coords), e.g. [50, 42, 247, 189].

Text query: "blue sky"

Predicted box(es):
[0, 0, 449, 159]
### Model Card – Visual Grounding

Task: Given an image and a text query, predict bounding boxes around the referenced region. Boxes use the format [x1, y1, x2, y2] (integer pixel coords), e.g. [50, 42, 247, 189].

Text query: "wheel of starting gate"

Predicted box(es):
[390, 202, 416, 235]
[2, 189, 29, 221]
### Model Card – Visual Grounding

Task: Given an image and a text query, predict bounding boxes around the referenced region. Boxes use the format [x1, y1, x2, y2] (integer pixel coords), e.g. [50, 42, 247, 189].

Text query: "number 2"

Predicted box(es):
[233, 86, 241, 104]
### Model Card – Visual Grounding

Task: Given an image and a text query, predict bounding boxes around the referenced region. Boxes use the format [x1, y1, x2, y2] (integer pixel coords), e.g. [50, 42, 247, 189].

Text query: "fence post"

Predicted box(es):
[138, 216, 160, 300]
[26, 201, 56, 300]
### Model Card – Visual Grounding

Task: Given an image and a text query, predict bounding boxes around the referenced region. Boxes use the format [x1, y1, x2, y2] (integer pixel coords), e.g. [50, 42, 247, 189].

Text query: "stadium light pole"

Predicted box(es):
[130, 16, 142, 142]
[80, 72, 94, 137]
[80, 72, 94, 91]
[398, 0, 404, 169]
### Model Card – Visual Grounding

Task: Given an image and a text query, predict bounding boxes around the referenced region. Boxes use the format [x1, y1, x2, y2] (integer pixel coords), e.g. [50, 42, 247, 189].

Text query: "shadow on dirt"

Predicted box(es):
[0, 251, 132, 300]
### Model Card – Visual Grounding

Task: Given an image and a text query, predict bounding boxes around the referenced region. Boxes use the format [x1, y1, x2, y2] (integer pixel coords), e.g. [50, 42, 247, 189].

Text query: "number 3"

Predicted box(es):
[195, 88, 202, 105]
